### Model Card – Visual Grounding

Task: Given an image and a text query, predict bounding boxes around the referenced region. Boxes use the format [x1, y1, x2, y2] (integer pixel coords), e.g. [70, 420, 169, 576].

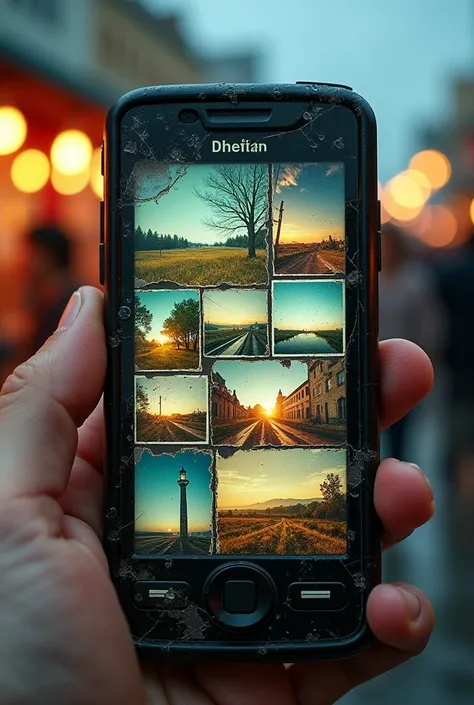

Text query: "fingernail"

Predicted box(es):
[398, 586, 423, 622]
[57, 291, 82, 330]
[408, 462, 434, 501]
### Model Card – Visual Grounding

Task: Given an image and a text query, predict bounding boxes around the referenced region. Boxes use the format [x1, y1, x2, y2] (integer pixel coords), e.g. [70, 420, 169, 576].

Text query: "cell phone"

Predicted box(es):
[103, 82, 381, 661]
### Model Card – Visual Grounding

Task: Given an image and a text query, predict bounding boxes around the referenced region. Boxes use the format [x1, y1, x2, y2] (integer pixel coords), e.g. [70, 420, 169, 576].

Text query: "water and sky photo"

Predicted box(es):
[272, 280, 344, 356]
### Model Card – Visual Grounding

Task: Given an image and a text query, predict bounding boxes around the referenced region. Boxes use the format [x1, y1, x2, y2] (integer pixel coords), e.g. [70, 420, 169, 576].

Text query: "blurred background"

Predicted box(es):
[0, 0, 473, 701]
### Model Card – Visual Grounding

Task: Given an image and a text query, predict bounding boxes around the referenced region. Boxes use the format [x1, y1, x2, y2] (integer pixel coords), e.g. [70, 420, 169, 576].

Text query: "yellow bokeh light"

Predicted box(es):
[409, 150, 451, 190]
[11, 149, 50, 193]
[418, 205, 457, 248]
[381, 179, 423, 222]
[470, 198, 474, 226]
[387, 171, 428, 209]
[51, 167, 89, 195]
[89, 147, 103, 198]
[50, 130, 93, 176]
[408, 169, 432, 199]
[0, 106, 27, 155]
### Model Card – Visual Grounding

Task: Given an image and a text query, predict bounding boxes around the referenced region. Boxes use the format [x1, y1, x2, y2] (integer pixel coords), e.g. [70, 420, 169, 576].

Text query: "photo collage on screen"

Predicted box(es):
[133, 162, 347, 557]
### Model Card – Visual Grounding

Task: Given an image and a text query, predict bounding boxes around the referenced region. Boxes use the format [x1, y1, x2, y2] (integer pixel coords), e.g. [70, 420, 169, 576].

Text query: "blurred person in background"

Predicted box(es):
[437, 231, 474, 500]
[26, 225, 79, 356]
[379, 224, 446, 461]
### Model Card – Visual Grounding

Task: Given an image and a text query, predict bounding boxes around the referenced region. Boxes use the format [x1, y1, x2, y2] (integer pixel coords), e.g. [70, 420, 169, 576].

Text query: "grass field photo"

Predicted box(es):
[135, 289, 200, 371]
[135, 375, 208, 444]
[203, 289, 268, 357]
[216, 448, 347, 555]
[135, 163, 269, 286]
[273, 163, 345, 276]
[272, 280, 345, 356]
[135, 449, 213, 555]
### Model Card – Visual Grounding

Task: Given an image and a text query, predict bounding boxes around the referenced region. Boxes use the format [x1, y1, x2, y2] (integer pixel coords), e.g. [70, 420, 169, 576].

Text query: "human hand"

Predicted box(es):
[0, 288, 434, 705]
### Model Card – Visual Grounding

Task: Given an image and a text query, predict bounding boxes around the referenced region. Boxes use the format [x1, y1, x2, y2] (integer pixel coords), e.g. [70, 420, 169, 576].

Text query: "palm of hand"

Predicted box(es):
[0, 287, 435, 705]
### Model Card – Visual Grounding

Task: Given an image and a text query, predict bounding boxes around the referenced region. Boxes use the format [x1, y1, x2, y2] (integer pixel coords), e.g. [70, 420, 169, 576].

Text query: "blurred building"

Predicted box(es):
[420, 79, 474, 193]
[416, 77, 474, 243]
[200, 51, 261, 83]
[0, 0, 203, 368]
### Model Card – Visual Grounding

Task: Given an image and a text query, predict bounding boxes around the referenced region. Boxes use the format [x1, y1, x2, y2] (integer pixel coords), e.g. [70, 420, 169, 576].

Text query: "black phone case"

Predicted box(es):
[103, 83, 381, 662]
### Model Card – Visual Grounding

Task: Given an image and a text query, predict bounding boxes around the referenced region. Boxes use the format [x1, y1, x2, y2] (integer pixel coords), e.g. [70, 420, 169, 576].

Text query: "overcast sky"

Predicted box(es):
[146, 0, 473, 181]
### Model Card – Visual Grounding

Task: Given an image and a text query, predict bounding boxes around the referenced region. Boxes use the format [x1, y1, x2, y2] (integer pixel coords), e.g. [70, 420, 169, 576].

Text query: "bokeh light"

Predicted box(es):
[0, 106, 27, 155]
[89, 147, 103, 198]
[404, 207, 433, 240]
[409, 150, 451, 190]
[470, 198, 474, 226]
[51, 167, 89, 195]
[382, 176, 424, 222]
[50, 130, 93, 176]
[417, 205, 457, 248]
[387, 170, 428, 209]
[380, 203, 391, 224]
[11, 149, 50, 193]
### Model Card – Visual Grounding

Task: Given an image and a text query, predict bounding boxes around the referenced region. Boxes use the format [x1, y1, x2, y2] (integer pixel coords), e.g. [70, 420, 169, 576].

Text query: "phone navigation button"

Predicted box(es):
[204, 563, 275, 629]
[287, 582, 347, 611]
[133, 581, 191, 610]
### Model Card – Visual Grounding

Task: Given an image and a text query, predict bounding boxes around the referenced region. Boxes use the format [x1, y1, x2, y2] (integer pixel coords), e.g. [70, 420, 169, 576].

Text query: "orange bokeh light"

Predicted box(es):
[89, 147, 103, 198]
[417, 205, 457, 248]
[51, 167, 89, 195]
[409, 150, 451, 190]
[382, 180, 424, 222]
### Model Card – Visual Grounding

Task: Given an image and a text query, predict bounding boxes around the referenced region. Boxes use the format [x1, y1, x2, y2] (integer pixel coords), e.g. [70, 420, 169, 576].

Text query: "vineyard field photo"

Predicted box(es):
[218, 515, 346, 555]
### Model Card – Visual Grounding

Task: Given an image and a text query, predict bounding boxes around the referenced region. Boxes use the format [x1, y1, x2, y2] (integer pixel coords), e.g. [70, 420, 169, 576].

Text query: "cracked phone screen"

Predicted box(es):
[132, 159, 349, 557]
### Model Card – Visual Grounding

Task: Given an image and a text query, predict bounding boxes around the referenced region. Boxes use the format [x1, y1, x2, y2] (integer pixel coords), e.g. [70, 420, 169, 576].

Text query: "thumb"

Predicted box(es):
[0, 286, 106, 500]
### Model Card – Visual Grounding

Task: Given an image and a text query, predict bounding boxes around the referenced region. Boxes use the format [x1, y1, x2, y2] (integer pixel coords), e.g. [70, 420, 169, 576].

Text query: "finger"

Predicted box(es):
[59, 400, 105, 534]
[288, 583, 434, 705]
[375, 459, 434, 550]
[380, 339, 433, 429]
[194, 663, 294, 705]
[0, 286, 106, 500]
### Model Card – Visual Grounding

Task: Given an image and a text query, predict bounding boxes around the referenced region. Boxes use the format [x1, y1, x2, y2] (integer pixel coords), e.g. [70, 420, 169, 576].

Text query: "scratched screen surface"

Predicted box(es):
[132, 162, 347, 557]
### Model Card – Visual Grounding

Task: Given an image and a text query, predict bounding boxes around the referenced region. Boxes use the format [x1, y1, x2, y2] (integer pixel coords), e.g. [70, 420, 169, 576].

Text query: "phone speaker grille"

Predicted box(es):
[206, 108, 272, 124]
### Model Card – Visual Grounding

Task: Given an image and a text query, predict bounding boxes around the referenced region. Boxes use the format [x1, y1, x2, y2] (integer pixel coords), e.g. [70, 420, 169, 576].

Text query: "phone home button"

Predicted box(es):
[204, 563, 275, 629]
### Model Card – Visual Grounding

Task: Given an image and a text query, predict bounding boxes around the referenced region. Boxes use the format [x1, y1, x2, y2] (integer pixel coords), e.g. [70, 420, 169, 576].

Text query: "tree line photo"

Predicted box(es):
[135, 289, 200, 370]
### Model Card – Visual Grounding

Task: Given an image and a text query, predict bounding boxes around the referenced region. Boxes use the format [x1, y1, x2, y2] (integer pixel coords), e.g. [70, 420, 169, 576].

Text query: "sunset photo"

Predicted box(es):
[134, 163, 269, 286]
[135, 290, 200, 371]
[135, 449, 213, 555]
[203, 289, 268, 357]
[211, 360, 345, 447]
[135, 375, 208, 444]
[272, 280, 344, 356]
[216, 448, 347, 555]
[272, 163, 345, 276]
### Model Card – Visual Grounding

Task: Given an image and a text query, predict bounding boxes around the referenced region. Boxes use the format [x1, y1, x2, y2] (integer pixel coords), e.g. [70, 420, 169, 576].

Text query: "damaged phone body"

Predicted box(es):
[103, 82, 381, 661]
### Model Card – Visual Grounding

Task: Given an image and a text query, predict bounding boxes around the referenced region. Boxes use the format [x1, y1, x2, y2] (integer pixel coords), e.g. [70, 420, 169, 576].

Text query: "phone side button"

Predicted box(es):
[100, 200, 104, 245]
[287, 582, 347, 611]
[133, 581, 191, 610]
[99, 243, 105, 285]
[377, 199, 382, 272]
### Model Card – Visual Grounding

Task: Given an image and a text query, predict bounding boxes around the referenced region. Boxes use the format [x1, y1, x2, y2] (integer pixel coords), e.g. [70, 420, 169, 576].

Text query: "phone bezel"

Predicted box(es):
[103, 83, 380, 661]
